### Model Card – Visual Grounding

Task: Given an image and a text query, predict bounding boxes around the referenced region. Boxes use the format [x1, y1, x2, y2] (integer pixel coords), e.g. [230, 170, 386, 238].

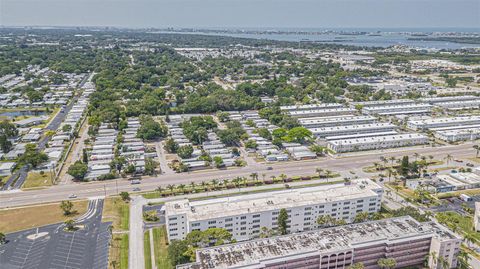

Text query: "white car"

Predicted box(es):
[68, 194, 77, 199]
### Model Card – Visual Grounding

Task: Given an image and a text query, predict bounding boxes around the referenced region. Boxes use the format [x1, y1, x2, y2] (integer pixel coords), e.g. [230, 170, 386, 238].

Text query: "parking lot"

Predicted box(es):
[430, 194, 480, 214]
[0, 199, 111, 269]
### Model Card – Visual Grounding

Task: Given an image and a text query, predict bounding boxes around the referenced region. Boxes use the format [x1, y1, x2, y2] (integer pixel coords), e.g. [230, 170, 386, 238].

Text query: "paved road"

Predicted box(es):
[1, 74, 91, 190]
[129, 196, 146, 269]
[0, 142, 476, 208]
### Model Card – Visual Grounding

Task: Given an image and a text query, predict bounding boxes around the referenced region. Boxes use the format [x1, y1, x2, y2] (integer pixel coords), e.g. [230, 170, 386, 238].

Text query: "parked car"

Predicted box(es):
[466, 163, 474, 167]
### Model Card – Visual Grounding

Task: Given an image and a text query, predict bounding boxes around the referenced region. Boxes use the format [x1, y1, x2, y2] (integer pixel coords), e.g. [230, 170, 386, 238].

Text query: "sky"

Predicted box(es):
[0, 0, 479, 29]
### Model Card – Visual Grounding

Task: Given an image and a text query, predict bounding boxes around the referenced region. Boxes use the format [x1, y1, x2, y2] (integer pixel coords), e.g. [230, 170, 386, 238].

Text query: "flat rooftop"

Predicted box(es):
[328, 133, 428, 145]
[165, 179, 382, 222]
[408, 116, 480, 126]
[178, 216, 458, 269]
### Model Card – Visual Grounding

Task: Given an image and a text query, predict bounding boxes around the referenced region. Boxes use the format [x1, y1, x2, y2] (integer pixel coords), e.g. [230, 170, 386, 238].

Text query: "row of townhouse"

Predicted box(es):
[85, 124, 117, 180]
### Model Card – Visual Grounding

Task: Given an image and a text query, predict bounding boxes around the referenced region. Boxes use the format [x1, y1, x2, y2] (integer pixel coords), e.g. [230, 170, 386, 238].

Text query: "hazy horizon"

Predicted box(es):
[1, 0, 478, 29]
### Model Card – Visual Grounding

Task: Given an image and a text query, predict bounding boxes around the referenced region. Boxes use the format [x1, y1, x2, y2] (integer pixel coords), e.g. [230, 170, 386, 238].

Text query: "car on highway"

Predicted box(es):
[130, 179, 141, 185]
[267, 166, 273, 170]
[133, 187, 141, 191]
[454, 159, 463, 163]
[466, 163, 475, 167]
[68, 194, 77, 198]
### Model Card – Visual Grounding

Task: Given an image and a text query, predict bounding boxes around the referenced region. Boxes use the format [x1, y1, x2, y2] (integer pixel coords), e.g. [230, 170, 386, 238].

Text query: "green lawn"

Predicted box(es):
[152, 226, 172, 269]
[436, 211, 480, 241]
[144, 231, 153, 269]
[22, 172, 53, 189]
[102, 197, 129, 231]
[108, 234, 129, 269]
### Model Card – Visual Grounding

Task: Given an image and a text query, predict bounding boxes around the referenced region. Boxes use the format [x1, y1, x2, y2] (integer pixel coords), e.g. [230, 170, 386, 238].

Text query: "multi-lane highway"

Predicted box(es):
[0, 142, 475, 209]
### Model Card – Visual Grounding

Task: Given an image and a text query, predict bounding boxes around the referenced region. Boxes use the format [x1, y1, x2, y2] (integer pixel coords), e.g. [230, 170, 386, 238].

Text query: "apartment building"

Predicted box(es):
[435, 100, 480, 110]
[362, 103, 432, 116]
[420, 95, 480, 104]
[309, 123, 396, 139]
[298, 115, 376, 128]
[280, 103, 344, 112]
[475, 203, 480, 232]
[178, 216, 461, 269]
[350, 99, 415, 108]
[434, 127, 480, 142]
[407, 116, 480, 131]
[287, 108, 356, 118]
[327, 133, 429, 153]
[165, 179, 383, 242]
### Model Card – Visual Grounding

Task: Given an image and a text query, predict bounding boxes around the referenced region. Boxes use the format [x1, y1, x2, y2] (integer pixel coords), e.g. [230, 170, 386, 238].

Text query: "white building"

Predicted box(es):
[350, 99, 415, 108]
[287, 108, 356, 118]
[280, 103, 344, 111]
[407, 116, 480, 131]
[165, 179, 383, 242]
[328, 133, 429, 153]
[434, 128, 480, 142]
[298, 115, 376, 128]
[420, 95, 480, 104]
[178, 216, 461, 269]
[309, 123, 396, 138]
[362, 103, 433, 116]
[435, 100, 480, 110]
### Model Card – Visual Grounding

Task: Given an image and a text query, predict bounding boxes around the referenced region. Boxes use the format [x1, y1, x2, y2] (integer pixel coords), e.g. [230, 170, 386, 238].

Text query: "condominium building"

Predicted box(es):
[420, 95, 480, 104]
[280, 103, 344, 112]
[287, 108, 356, 118]
[434, 128, 480, 142]
[407, 116, 480, 131]
[362, 103, 433, 116]
[350, 99, 415, 108]
[165, 179, 383, 242]
[435, 100, 480, 110]
[177, 216, 461, 269]
[298, 115, 376, 128]
[309, 123, 397, 138]
[327, 133, 429, 153]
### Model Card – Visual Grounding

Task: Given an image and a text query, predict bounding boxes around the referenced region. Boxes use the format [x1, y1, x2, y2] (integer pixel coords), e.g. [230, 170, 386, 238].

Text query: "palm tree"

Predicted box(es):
[324, 170, 332, 181]
[348, 262, 365, 269]
[377, 258, 397, 269]
[279, 173, 287, 182]
[232, 177, 241, 189]
[444, 154, 453, 165]
[457, 249, 472, 269]
[316, 168, 324, 178]
[190, 181, 196, 192]
[211, 179, 219, 190]
[261, 173, 266, 182]
[389, 156, 396, 166]
[178, 184, 186, 194]
[200, 181, 207, 190]
[270, 175, 277, 183]
[463, 231, 478, 248]
[223, 179, 230, 187]
[474, 145, 480, 158]
[156, 186, 164, 195]
[414, 152, 420, 162]
[167, 184, 175, 195]
[250, 172, 258, 183]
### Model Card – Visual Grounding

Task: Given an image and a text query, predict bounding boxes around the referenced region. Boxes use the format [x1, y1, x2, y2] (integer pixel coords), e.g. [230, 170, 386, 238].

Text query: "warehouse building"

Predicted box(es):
[327, 133, 429, 153]
[177, 216, 461, 269]
[165, 179, 383, 242]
